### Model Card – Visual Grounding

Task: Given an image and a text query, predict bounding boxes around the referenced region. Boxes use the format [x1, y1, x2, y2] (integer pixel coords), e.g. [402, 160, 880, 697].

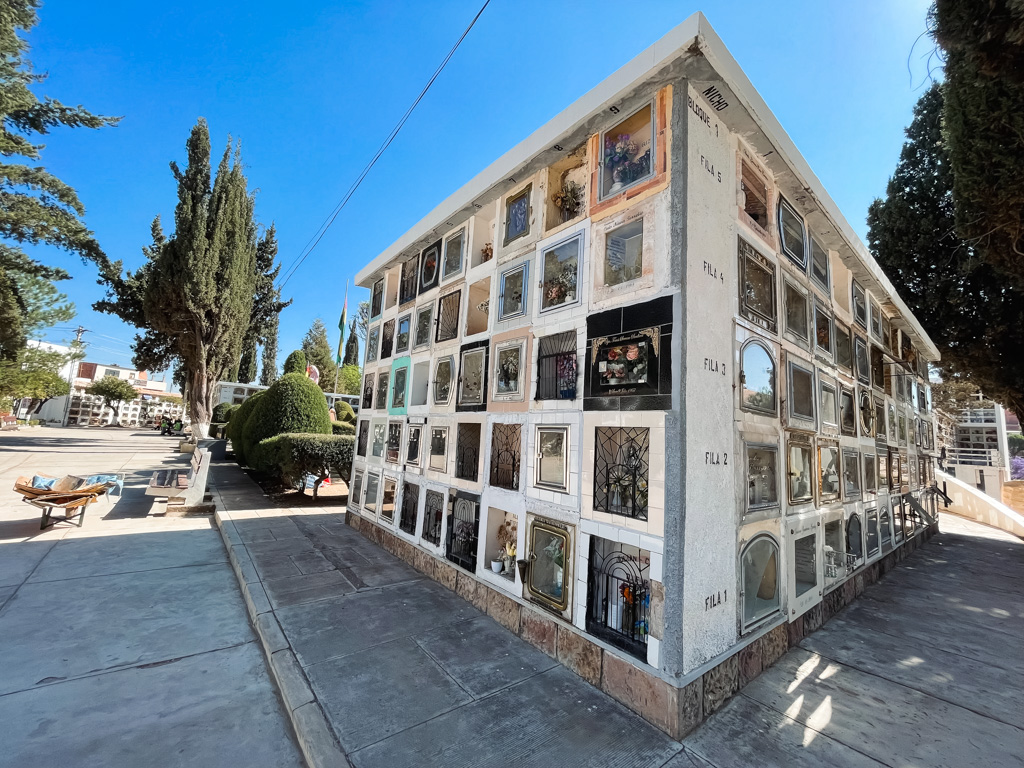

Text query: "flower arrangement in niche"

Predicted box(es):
[480, 242, 493, 262]
[543, 260, 577, 307]
[543, 535, 565, 569]
[497, 518, 517, 573]
[552, 180, 584, 222]
[604, 132, 651, 193]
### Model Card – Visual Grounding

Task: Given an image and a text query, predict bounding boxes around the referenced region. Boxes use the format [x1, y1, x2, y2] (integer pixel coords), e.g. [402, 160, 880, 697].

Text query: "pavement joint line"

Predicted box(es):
[211, 473, 349, 768]
[21, 558, 232, 585]
[0, 639, 257, 699]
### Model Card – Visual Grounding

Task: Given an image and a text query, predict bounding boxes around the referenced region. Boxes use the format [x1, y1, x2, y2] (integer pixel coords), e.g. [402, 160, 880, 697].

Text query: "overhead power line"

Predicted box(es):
[279, 0, 492, 289]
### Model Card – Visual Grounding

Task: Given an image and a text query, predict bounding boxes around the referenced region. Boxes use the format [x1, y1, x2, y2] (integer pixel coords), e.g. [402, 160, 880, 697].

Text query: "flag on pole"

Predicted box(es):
[335, 282, 348, 365]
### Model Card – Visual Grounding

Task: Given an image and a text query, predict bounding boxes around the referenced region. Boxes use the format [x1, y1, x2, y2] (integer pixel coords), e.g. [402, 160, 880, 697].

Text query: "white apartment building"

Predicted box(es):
[346, 13, 941, 737]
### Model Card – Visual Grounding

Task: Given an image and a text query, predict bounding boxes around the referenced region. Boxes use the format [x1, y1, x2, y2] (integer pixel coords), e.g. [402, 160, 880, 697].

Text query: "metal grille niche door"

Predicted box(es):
[422, 490, 445, 546]
[380, 320, 395, 360]
[489, 423, 521, 490]
[585, 542, 650, 660]
[455, 423, 481, 481]
[536, 331, 578, 400]
[445, 494, 479, 572]
[594, 427, 650, 520]
[399, 482, 419, 535]
[436, 290, 461, 343]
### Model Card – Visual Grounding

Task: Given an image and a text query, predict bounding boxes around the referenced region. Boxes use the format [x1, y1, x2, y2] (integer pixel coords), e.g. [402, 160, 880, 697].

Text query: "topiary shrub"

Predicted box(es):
[243, 372, 331, 471]
[225, 403, 241, 423]
[212, 402, 232, 424]
[256, 433, 355, 498]
[227, 391, 265, 466]
[283, 349, 307, 375]
[331, 420, 355, 436]
[334, 400, 356, 424]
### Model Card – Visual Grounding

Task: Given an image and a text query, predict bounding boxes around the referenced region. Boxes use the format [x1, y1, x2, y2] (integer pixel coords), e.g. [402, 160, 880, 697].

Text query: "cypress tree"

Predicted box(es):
[342, 317, 359, 366]
[237, 225, 290, 384]
[301, 318, 338, 391]
[260, 313, 280, 386]
[867, 83, 1024, 414]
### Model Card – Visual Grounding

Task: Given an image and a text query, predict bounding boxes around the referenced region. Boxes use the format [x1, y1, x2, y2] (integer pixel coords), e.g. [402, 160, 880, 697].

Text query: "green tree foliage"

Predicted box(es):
[0, 3, 116, 361]
[337, 364, 361, 396]
[867, 83, 1024, 415]
[0, 343, 72, 412]
[930, 378, 993, 414]
[342, 317, 359, 366]
[86, 376, 138, 422]
[224, 403, 241, 422]
[1007, 433, 1024, 459]
[227, 390, 263, 465]
[283, 349, 306, 375]
[333, 398, 356, 423]
[242, 372, 331, 470]
[237, 225, 290, 384]
[211, 401, 232, 423]
[96, 119, 259, 436]
[255, 433, 354, 498]
[932, 0, 1024, 284]
[260, 312, 280, 386]
[301, 318, 338, 392]
[355, 300, 369, 343]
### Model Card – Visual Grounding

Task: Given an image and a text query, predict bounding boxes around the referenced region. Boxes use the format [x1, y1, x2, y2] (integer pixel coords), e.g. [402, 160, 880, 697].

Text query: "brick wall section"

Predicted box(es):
[346, 512, 937, 740]
[1003, 480, 1024, 514]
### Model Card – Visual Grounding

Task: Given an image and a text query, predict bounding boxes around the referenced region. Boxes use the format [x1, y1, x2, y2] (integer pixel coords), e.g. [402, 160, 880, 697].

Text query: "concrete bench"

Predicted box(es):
[146, 448, 210, 507]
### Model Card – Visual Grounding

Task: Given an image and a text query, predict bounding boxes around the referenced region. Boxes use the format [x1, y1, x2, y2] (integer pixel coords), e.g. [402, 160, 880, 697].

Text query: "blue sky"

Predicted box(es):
[29, 0, 934, 380]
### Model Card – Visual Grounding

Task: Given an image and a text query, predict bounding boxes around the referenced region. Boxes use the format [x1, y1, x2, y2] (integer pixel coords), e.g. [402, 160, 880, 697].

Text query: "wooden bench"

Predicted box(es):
[146, 448, 210, 506]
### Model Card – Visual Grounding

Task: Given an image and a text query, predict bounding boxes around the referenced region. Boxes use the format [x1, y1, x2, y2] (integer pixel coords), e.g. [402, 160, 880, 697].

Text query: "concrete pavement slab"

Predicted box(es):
[743, 647, 1024, 768]
[415, 615, 558, 698]
[0, 561, 252, 695]
[264, 568, 358, 608]
[679, 694, 880, 768]
[307, 635, 473, 752]
[348, 664, 683, 768]
[0, 642, 304, 768]
[27, 526, 227, 582]
[277, 577, 482, 666]
[0, 539, 56, 586]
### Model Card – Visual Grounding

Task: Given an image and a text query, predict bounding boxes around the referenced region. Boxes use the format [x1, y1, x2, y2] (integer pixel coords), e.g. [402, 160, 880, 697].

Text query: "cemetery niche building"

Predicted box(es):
[348, 12, 941, 738]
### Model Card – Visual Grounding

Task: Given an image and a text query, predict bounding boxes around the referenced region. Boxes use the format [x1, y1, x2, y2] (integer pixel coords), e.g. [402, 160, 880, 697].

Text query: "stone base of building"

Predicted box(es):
[346, 512, 938, 740]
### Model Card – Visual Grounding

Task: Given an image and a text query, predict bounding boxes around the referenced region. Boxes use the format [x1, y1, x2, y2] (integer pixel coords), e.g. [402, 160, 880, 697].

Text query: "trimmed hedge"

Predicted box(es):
[257, 433, 355, 498]
[225, 403, 241, 422]
[227, 390, 265, 466]
[243, 372, 331, 471]
[212, 402, 232, 424]
[283, 349, 306, 375]
[331, 420, 355, 436]
[334, 400, 356, 424]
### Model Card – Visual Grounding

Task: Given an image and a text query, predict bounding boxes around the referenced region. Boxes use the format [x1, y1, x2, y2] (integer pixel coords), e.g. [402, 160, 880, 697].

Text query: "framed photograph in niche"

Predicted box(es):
[503, 184, 532, 247]
[535, 426, 569, 491]
[442, 228, 465, 281]
[738, 238, 777, 334]
[432, 356, 454, 405]
[746, 443, 779, 512]
[366, 326, 379, 363]
[458, 347, 487, 406]
[371, 278, 384, 318]
[413, 305, 432, 349]
[540, 233, 581, 313]
[493, 339, 525, 401]
[396, 315, 411, 354]
[591, 326, 659, 397]
[371, 422, 386, 458]
[428, 426, 448, 471]
[406, 425, 422, 466]
[604, 218, 644, 288]
[599, 102, 654, 200]
[419, 239, 441, 293]
[391, 367, 407, 409]
[498, 262, 528, 320]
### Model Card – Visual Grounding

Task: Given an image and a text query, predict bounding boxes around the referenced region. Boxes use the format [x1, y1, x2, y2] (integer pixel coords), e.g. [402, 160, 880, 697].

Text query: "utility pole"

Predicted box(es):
[61, 326, 88, 427]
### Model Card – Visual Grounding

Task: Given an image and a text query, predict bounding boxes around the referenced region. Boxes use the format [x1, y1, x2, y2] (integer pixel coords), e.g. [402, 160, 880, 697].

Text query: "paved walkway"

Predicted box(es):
[679, 514, 1024, 768]
[216, 451, 1024, 768]
[0, 427, 304, 767]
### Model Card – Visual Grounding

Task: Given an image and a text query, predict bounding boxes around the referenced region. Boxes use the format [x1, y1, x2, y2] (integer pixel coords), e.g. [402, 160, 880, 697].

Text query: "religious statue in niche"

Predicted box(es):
[504, 186, 531, 245]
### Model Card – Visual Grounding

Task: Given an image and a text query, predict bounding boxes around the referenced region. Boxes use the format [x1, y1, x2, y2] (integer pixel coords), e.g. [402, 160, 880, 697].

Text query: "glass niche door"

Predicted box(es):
[525, 516, 573, 619]
[787, 515, 821, 619]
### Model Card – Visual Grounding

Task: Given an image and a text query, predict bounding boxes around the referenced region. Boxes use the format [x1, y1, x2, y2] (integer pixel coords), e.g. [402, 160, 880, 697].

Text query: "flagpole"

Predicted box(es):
[333, 280, 348, 395]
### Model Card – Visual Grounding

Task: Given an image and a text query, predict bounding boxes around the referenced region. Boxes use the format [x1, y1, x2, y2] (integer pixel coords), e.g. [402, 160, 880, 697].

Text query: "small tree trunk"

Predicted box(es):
[188, 365, 216, 439]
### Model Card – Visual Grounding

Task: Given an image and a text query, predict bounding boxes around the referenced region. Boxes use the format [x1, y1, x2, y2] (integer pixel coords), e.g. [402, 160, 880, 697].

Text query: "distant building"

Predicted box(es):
[216, 381, 360, 415]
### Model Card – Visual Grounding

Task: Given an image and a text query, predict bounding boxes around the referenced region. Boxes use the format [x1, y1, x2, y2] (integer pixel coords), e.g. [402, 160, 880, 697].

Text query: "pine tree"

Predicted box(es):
[301, 318, 338, 391]
[342, 317, 359, 366]
[98, 119, 259, 436]
[0, 2, 117, 362]
[867, 83, 1024, 415]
